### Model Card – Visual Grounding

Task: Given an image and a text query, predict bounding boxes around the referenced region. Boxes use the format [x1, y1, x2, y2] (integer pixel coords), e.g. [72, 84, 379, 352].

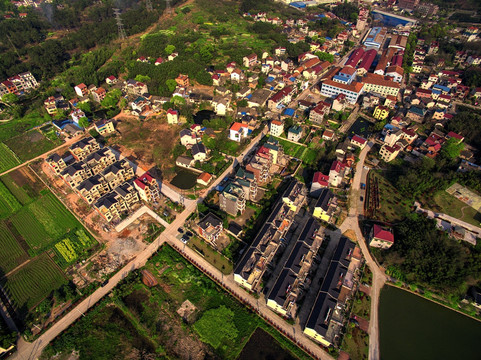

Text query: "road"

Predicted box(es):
[339, 142, 386, 360]
[10, 129, 285, 360]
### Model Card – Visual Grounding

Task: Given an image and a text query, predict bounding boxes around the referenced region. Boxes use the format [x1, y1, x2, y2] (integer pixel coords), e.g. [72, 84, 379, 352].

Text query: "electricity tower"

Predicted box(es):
[165, 0, 172, 15]
[113, 8, 127, 40]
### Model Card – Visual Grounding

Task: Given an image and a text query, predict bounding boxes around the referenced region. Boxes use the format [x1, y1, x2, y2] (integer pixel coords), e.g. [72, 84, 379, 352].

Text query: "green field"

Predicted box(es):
[269, 136, 319, 165]
[0, 222, 28, 274]
[431, 191, 481, 227]
[1, 167, 44, 205]
[0, 143, 21, 174]
[0, 180, 22, 219]
[1, 175, 32, 205]
[53, 229, 95, 267]
[1, 253, 67, 312]
[4, 130, 60, 163]
[10, 191, 82, 253]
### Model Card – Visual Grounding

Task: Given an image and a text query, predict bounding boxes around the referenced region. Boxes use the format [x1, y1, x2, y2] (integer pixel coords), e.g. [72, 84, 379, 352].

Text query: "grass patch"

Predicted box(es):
[341, 326, 369, 360]
[371, 172, 411, 223]
[0, 221, 29, 274]
[0, 143, 21, 174]
[430, 191, 481, 227]
[1, 253, 67, 312]
[187, 236, 233, 275]
[0, 180, 22, 219]
[352, 292, 371, 319]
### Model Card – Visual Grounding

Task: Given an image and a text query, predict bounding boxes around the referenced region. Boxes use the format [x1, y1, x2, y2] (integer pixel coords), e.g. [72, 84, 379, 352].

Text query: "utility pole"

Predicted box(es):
[113, 8, 127, 40]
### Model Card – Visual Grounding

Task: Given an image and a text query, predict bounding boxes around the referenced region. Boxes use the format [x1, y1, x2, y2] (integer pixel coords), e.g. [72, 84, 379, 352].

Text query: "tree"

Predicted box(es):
[76, 102, 91, 114]
[441, 138, 465, 159]
[119, 98, 127, 109]
[165, 44, 176, 55]
[78, 117, 90, 129]
[100, 89, 122, 108]
[1, 93, 18, 104]
[193, 306, 238, 349]
[237, 99, 248, 107]
[166, 79, 177, 93]
[135, 74, 151, 83]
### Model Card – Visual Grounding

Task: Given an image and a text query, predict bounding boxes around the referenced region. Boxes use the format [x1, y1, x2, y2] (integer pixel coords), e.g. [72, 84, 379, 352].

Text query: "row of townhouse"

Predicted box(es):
[47, 137, 160, 222]
[234, 180, 307, 291]
[0, 72, 38, 96]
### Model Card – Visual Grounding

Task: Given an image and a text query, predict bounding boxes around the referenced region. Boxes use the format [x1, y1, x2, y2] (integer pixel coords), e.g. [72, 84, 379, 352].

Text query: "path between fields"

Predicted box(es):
[3, 259, 31, 278]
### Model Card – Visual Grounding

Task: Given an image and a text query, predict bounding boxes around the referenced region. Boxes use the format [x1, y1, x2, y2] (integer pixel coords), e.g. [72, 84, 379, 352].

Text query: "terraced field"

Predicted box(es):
[0, 143, 20, 174]
[1, 253, 67, 312]
[0, 222, 28, 274]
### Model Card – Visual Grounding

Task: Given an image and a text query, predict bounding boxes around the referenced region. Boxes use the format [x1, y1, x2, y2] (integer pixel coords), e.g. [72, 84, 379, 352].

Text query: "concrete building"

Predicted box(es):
[369, 224, 394, 249]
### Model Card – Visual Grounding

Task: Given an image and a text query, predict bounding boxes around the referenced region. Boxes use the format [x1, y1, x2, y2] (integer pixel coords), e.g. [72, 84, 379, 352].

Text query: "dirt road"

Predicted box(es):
[339, 142, 386, 360]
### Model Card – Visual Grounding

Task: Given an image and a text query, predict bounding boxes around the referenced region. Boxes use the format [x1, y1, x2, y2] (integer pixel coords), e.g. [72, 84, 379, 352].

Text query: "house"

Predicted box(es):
[197, 213, 223, 243]
[310, 172, 329, 197]
[155, 57, 164, 66]
[231, 68, 242, 83]
[84, 147, 116, 175]
[379, 144, 401, 162]
[373, 105, 390, 120]
[229, 122, 249, 142]
[92, 87, 106, 103]
[102, 159, 135, 190]
[69, 137, 100, 161]
[76, 175, 110, 204]
[332, 93, 347, 112]
[220, 181, 246, 216]
[46, 153, 73, 175]
[74, 83, 88, 97]
[362, 73, 401, 97]
[369, 224, 394, 249]
[322, 130, 335, 141]
[61, 162, 92, 188]
[197, 172, 212, 186]
[287, 126, 303, 142]
[175, 74, 190, 87]
[270, 120, 284, 137]
[176, 156, 194, 168]
[213, 97, 229, 116]
[248, 89, 272, 108]
[105, 76, 118, 85]
[124, 80, 148, 96]
[137, 56, 149, 63]
[44, 96, 57, 115]
[191, 143, 207, 162]
[134, 172, 160, 202]
[309, 102, 330, 124]
[445, 131, 464, 143]
[385, 65, 404, 83]
[168, 52, 178, 61]
[180, 129, 197, 147]
[268, 86, 294, 110]
[406, 106, 426, 123]
[329, 161, 346, 187]
[167, 109, 179, 124]
[243, 53, 258, 68]
[313, 188, 335, 222]
[351, 135, 367, 149]
[94, 119, 115, 135]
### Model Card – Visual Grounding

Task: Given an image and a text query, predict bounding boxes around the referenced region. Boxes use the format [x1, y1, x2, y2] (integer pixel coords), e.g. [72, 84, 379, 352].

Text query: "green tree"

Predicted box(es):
[166, 79, 177, 93]
[76, 102, 91, 114]
[78, 117, 90, 129]
[441, 138, 465, 159]
[1, 93, 18, 104]
[135, 74, 151, 83]
[193, 306, 238, 349]
[165, 44, 176, 55]
[100, 89, 122, 108]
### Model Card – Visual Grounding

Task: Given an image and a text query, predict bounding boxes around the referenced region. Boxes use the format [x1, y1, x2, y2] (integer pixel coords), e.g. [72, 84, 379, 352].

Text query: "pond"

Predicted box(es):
[379, 285, 481, 360]
[193, 110, 215, 125]
[347, 117, 372, 139]
[238, 328, 298, 360]
[169, 167, 198, 190]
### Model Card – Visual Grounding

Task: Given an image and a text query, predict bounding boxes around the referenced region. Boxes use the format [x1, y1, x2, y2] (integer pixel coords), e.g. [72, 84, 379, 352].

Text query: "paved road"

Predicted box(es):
[339, 142, 386, 360]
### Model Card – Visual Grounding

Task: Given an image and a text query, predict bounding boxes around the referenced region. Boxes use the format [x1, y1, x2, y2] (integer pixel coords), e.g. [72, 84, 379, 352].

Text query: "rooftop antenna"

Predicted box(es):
[113, 8, 127, 40]
[146, 0, 153, 12]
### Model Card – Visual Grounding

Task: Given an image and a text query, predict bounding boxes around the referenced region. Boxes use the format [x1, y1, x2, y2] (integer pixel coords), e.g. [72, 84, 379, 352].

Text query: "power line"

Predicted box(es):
[113, 8, 127, 40]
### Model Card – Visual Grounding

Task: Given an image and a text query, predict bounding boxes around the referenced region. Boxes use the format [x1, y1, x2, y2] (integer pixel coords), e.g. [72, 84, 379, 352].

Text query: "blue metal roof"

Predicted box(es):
[284, 108, 295, 116]
[266, 76, 275, 83]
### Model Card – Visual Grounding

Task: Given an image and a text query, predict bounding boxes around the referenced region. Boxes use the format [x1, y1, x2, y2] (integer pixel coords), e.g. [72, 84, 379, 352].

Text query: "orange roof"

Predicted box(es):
[271, 120, 283, 126]
[363, 73, 400, 88]
[323, 79, 364, 93]
[198, 172, 212, 183]
[230, 122, 248, 131]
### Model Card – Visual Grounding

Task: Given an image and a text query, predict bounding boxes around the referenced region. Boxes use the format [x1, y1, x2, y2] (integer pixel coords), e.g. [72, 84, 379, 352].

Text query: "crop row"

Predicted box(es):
[0, 222, 28, 274]
[0, 181, 22, 219]
[55, 238, 78, 263]
[0, 143, 20, 174]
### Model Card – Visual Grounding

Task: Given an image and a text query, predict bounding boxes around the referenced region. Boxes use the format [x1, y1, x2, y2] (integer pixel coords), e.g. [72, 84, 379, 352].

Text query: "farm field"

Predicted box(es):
[44, 245, 309, 360]
[3, 130, 61, 163]
[1, 253, 67, 312]
[0, 180, 21, 219]
[0, 143, 21, 174]
[10, 191, 82, 253]
[1, 167, 44, 204]
[0, 222, 29, 274]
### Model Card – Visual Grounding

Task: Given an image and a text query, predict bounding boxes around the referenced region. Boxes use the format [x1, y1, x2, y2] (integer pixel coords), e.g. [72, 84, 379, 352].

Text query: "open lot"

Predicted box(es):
[43, 245, 308, 360]
[430, 191, 481, 227]
[187, 236, 233, 275]
[4, 130, 61, 163]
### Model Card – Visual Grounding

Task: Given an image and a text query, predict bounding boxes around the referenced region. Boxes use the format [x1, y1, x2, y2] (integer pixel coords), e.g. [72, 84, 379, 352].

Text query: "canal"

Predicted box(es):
[379, 285, 481, 360]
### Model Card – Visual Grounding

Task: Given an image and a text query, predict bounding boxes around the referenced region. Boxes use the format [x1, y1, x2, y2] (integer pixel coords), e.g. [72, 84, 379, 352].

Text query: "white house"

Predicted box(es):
[167, 109, 179, 124]
[229, 122, 249, 142]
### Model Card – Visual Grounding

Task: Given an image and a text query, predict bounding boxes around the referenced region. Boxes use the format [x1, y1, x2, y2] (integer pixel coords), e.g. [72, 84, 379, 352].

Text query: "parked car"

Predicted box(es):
[186, 231, 193, 237]
[360, 196, 364, 202]
[181, 236, 189, 244]
[177, 227, 184, 233]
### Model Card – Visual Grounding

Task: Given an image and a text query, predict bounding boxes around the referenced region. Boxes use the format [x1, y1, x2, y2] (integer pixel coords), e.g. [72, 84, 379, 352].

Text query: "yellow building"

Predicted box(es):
[373, 105, 390, 120]
[94, 119, 115, 135]
[313, 188, 335, 222]
[362, 73, 400, 97]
